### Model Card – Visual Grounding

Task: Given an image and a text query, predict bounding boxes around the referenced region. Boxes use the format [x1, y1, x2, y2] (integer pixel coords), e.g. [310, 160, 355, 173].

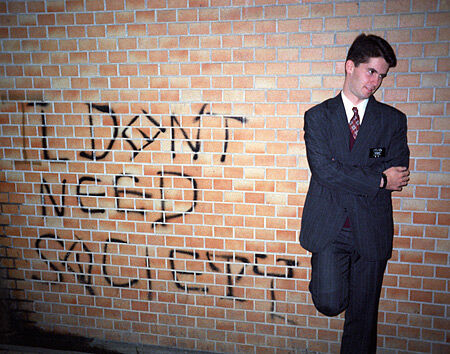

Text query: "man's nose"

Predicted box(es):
[371, 73, 381, 86]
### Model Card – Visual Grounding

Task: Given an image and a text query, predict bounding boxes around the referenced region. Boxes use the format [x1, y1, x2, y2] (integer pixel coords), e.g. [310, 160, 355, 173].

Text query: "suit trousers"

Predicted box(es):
[309, 228, 387, 354]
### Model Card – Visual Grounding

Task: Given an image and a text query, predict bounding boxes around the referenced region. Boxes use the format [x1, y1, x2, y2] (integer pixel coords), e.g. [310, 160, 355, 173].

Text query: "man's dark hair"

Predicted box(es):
[346, 33, 397, 68]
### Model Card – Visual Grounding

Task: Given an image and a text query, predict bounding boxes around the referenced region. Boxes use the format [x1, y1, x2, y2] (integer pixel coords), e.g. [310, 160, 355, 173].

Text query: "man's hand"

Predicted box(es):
[381, 166, 410, 191]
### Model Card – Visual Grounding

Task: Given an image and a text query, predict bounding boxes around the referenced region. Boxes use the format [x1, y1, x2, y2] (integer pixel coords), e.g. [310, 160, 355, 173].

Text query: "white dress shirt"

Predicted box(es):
[341, 91, 369, 124]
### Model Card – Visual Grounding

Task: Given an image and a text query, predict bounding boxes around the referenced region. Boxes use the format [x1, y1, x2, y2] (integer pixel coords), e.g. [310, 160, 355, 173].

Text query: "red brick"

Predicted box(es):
[0, 3, 449, 353]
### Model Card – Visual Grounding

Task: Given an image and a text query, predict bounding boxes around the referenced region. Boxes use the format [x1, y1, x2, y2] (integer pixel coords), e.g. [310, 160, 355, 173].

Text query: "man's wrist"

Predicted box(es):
[380, 173, 387, 189]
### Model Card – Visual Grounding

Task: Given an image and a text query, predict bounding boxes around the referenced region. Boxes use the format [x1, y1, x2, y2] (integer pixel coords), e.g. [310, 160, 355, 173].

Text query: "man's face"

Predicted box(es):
[343, 57, 390, 105]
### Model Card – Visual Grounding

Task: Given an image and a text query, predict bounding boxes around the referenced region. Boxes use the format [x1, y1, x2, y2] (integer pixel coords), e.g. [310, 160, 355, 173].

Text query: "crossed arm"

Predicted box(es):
[304, 106, 410, 195]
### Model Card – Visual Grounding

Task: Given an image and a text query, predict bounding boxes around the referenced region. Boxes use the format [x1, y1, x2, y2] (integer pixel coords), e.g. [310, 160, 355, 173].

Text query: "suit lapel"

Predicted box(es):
[330, 93, 351, 151]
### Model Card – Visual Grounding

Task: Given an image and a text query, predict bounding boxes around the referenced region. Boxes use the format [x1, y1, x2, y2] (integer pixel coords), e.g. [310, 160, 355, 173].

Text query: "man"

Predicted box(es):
[300, 34, 410, 353]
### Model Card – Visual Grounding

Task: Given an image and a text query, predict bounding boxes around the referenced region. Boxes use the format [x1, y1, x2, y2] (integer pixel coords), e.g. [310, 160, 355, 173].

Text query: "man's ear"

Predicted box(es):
[345, 60, 355, 75]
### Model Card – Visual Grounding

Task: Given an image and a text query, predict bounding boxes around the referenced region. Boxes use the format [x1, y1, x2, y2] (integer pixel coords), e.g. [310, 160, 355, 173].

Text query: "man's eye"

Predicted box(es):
[368, 69, 386, 79]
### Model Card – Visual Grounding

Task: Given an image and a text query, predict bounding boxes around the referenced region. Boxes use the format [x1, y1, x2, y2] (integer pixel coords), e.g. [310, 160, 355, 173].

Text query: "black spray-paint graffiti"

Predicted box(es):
[28, 101, 301, 324]
[41, 172, 197, 227]
[34, 233, 299, 323]
[123, 110, 166, 160]
[36, 233, 95, 296]
[28, 102, 245, 162]
[79, 103, 119, 161]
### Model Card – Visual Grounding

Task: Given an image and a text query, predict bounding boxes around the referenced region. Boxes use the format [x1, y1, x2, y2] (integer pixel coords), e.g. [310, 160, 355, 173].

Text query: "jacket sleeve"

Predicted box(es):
[383, 110, 410, 170]
[304, 107, 383, 198]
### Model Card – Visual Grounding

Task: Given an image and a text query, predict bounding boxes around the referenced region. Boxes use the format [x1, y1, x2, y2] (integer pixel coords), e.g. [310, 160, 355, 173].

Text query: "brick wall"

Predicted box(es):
[0, 0, 448, 353]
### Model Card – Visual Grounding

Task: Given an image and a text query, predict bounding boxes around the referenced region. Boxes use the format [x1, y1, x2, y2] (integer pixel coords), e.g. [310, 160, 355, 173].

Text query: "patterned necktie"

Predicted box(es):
[349, 107, 360, 140]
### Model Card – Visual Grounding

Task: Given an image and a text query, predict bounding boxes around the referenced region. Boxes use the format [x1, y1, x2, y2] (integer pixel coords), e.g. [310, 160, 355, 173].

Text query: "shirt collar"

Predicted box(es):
[341, 91, 369, 123]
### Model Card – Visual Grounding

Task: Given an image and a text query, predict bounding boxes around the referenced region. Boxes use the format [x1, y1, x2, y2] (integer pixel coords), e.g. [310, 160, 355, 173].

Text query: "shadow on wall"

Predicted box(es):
[0, 247, 210, 354]
[0, 254, 119, 354]
[0, 326, 122, 353]
[0, 238, 118, 353]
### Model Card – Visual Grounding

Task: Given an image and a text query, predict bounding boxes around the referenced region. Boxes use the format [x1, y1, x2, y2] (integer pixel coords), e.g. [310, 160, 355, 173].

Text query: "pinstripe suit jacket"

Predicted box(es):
[300, 93, 410, 260]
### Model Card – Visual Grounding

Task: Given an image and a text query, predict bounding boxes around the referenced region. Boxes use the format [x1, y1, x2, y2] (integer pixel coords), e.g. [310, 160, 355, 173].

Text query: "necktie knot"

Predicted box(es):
[349, 107, 360, 140]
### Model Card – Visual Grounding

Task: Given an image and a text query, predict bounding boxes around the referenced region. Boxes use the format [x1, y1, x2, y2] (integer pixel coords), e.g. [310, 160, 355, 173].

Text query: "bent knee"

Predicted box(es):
[311, 292, 347, 317]
[314, 302, 345, 317]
